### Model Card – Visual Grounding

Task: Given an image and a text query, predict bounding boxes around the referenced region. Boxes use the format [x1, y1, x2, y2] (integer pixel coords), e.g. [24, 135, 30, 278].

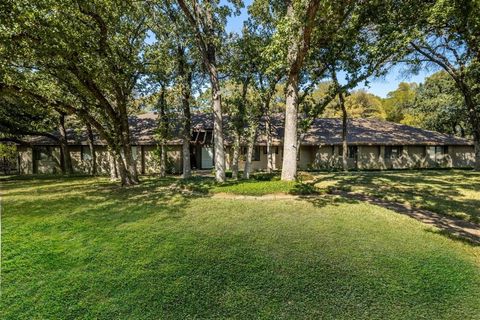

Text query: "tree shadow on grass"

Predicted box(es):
[313, 170, 480, 223]
[0, 174, 96, 193]
[2, 175, 203, 229]
[3, 174, 480, 319]
[310, 171, 480, 246]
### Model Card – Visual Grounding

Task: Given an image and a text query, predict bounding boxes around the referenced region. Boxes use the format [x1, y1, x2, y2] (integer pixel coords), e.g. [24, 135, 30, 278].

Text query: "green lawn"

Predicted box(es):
[2, 175, 480, 319]
[174, 174, 314, 196]
[312, 170, 480, 222]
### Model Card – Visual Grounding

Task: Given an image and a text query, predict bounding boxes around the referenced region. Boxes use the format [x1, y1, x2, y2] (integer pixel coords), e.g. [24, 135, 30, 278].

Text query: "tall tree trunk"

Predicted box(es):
[280, 0, 320, 181]
[58, 113, 73, 174]
[178, 46, 192, 179]
[265, 115, 274, 173]
[473, 130, 480, 171]
[108, 149, 118, 181]
[159, 144, 167, 177]
[115, 150, 130, 186]
[231, 77, 250, 179]
[232, 131, 240, 179]
[243, 126, 257, 179]
[204, 2, 226, 183]
[281, 73, 300, 181]
[211, 75, 226, 182]
[177, 0, 226, 182]
[158, 85, 169, 178]
[339, 91, 349, 171]
[120, 140, 138, 185]
[118, 101, 139, 185]
[182, 138, 191, 178]
[86, 122, 97, 175]
[123, 142, 138, 183]
[243, 140, 254, 180]
[461, 90, 480, 170]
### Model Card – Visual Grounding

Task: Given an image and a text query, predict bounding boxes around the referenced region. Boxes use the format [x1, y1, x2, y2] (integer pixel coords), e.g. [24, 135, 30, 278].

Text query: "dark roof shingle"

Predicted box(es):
[27, 112, 473, 146]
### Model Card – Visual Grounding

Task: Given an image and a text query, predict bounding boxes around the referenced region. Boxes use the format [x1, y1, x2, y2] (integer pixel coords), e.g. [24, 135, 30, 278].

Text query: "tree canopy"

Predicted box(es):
[2, 0, 480, 183]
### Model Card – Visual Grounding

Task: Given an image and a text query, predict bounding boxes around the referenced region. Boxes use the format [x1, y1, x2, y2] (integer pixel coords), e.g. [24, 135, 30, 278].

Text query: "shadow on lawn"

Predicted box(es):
[316, 170, 480, 223]
[2, 175, 200, 229]
[3, 174, 480, 319]
[4, 172, 479, 246]
[313, 171, 480, 246]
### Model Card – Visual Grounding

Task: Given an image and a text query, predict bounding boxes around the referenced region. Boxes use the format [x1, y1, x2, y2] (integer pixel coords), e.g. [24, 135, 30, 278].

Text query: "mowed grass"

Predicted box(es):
[313, 170, 480, 222]
[176, 174, 311, 196]
[1, 176, 480, 319]
[211, 179, 297, 195]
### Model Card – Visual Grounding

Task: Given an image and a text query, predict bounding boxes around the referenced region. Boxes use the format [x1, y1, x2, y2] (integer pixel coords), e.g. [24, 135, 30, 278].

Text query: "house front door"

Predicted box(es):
[201, 147, 214, 169]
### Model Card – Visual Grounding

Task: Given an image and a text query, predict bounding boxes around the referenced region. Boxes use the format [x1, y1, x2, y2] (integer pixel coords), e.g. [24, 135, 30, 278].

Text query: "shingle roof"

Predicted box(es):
[27, 112, 473, 146]
[291, 117, 472, 146]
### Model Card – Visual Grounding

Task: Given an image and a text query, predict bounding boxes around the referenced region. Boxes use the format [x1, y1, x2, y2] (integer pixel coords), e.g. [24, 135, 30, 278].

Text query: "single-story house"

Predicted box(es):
[15, 112, 475, 175]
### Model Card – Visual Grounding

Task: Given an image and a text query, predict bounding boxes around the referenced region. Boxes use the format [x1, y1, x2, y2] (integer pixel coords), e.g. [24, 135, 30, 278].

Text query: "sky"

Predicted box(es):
[224, 1, 434, 98]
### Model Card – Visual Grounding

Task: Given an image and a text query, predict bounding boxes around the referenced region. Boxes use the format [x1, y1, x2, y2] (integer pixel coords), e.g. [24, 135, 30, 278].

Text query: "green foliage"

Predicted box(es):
[0, 91, 58, 139]
[382, 0, 480, 144]
[410, 72, 469, 136]
[383, 82, 418, 123]
[0, 143, 16, 159]
[379, 73, 470, 137]
[324, 90, 386, 120]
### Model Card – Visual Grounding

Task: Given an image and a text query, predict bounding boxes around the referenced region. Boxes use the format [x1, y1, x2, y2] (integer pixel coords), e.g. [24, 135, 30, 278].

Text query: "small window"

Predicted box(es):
[34, 147, 52, 161]
[348, 146, 358, 159]
[242, 146, 260, 161]
[81, 146, 92, 161]
[385, 146, 403, 159]
[253, 146, 261, 161]
[131, 146, 138, 161]
[33, 149, 41, 161]
[435, 146, 448, 155]
[338, 146, 357, 159]
[263, 146, 279, 154]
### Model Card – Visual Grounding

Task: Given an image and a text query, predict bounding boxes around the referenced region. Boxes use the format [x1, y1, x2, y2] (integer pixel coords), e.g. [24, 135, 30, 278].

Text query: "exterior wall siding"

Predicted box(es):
[225, 146, 283, 172]
[142, 145, 182, 174]
[451, 145, 475, 167]
[18, 146, 33, 175]
[16, 143, 475, 175]
[35, 147, 62, 174]
[70, 146, 112, 174]
[312, 146, 337, 169]
[298, 146, 314, 170]
[358, 146, 383, 170]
